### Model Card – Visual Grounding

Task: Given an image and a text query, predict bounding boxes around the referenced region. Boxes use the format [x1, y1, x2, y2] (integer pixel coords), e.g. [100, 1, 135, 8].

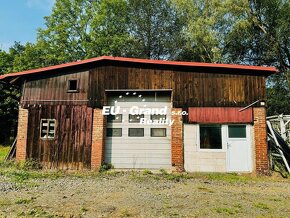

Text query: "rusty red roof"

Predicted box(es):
[0, 56, 278, 80]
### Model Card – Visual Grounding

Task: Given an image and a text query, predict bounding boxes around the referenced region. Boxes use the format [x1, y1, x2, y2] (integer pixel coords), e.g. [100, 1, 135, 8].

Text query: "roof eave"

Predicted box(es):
[0, 56, 278, 81]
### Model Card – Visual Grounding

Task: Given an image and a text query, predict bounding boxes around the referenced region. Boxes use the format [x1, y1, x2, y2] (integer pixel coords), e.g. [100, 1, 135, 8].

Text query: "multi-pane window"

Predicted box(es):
[151, 128, 166, 137]
[128, 128, 144, 137]
[40, 119, 56, 139]
[200, 125, 222, 149]
[129, 114, 144, 123]
[106, 128, 122, 137]
[151, 114, 166, 121]
[107, 114, 122, 123]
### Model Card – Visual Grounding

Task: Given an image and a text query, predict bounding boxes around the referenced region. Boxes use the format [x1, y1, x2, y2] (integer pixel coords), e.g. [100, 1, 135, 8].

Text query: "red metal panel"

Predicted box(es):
[0, 56, 277, 80]
[188, 107, 253, 123]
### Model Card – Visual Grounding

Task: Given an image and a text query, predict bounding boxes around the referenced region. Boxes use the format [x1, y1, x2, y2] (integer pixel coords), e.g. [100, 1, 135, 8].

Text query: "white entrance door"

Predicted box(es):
[226, 125, 252, 172]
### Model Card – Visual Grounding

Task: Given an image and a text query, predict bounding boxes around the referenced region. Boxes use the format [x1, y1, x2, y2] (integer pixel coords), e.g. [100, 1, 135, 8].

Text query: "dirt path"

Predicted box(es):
[0, 171, 290, 217]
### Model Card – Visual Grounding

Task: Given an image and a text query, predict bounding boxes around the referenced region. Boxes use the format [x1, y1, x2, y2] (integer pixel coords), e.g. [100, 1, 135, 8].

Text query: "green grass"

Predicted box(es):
[0, 145, 10, 161]
[254, 202, 270, 210]
[0, 156, 288, 185]
[15, 197, 34, 205]
[215, 207, 239, 215]
[142, 169, 153, 175]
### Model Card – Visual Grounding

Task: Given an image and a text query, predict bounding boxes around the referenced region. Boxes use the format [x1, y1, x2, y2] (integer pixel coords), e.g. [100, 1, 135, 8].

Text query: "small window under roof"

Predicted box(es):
[67, 79, 79, 92]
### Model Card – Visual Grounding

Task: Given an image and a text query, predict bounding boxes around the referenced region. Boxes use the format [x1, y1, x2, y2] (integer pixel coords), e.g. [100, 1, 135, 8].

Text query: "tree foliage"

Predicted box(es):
[127, 0, 184, 59]
[235, 0, 290, 115]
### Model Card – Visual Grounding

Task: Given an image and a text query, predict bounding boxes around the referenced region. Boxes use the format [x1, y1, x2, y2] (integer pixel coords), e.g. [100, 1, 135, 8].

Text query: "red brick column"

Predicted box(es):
[253, 107, 269, 174]
[91, 108, 106, 170]
[171, 108, 184, 171]
[16, 107, 28, 161]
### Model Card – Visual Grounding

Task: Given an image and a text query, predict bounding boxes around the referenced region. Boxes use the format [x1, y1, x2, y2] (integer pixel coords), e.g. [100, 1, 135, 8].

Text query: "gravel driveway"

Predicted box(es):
[0, 170, 289, 217]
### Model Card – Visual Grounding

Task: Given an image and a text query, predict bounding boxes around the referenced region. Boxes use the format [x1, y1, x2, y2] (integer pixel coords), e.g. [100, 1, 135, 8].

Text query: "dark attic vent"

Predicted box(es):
[67, 79, 79, 92]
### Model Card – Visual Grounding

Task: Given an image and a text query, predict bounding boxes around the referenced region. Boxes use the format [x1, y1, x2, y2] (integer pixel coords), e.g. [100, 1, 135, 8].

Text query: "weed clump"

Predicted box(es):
[99, 163, 114, 172]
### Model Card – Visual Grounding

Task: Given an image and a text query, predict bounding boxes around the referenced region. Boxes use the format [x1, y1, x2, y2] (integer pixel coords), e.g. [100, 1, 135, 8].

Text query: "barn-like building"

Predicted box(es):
[0, 56, 277, 173]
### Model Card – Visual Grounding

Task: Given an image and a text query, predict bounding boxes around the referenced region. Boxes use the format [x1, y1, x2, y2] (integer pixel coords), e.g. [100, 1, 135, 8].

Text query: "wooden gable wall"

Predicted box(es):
[21, 62, 266, 108]
[22, 70, 89, 106]
[89, 64, 266, 108]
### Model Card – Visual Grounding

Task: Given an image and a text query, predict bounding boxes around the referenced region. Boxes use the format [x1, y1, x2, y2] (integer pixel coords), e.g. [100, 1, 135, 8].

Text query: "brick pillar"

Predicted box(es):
[16, 107, 28, 161]
[171, 108, 184, 171]
[91, 108, 106, 170]
[253, 107, 269, 174]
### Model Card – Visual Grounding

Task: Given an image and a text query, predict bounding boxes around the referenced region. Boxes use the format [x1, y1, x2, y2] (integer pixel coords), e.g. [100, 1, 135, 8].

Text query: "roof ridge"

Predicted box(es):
[0, 56, 278, 80]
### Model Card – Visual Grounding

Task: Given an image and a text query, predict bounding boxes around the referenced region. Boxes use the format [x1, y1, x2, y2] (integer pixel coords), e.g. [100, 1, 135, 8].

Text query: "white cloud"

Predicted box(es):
[26, 0, 55, 11]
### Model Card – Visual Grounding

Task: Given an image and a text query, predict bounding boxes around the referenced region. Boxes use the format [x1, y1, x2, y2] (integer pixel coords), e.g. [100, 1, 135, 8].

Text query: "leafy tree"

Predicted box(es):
[88, 0, 131, 57]
[0, 42, 24, 144]
[172, 0, 250, 63]
[127, 0, 184, 59]
[0, 50, 13, 74]
[12, 42, 49, 72]
[37, 0, 131, 62]
[0, 41, 52, 144]
[37, 0, 96, 63]
[226, 0, 290, 115]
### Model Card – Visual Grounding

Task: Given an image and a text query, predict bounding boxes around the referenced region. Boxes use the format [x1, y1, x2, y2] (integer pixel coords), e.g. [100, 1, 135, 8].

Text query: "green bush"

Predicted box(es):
[99, 163, 114, 172]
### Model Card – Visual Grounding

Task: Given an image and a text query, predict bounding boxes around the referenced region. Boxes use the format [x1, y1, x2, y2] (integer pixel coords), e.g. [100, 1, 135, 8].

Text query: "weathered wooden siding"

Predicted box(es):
[22, 70, 90, 106]
[21, 63, 266, 108]
[89, 64, 266, 108]
[26, 105, 93, 169]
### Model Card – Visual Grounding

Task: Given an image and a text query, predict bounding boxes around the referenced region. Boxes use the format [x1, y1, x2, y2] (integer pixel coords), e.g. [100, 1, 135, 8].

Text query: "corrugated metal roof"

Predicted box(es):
[0, 56, 278, 80]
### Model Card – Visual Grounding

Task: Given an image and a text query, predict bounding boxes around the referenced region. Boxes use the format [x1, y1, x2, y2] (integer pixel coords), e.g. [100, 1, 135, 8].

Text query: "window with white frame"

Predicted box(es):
[40, 119, 56, 139]
[199, 124, 222, 149]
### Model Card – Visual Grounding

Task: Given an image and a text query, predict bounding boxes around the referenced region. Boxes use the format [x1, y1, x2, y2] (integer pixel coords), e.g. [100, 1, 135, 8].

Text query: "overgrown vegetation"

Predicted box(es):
[0, 146, 288, 183]
[0, 145, 10, 161]
[99, 163, 114, 172]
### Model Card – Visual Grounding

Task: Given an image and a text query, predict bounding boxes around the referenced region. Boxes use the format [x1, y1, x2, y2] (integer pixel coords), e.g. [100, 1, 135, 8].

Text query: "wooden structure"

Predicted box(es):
[0, 56, 277, 173]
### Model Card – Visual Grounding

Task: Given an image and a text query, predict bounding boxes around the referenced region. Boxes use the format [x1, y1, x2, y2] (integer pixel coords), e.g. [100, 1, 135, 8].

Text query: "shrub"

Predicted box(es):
[99, 163, 114, 172]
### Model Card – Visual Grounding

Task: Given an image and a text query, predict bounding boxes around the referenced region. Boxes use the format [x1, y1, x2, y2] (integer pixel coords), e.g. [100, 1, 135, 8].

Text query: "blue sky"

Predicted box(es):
[0, 0, 55, 51]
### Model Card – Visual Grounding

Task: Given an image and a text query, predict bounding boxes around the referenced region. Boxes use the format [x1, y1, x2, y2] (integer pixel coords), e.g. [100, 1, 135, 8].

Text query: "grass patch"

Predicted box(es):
[164, 173, 187, 182]
[80, 205, 88, 213]
[0, 198, 12, 207]
[15, 197, 34, 204]
[120, 209, 132, 217]
[25, 207, 48, 217]
[0, 160, 65, 183]
[197, 186, 215, 193]
[215, 207, 239, 215]
[0, 145, 10, 161]
[254, 202, 270, 210]
[143, 169, 153, 175]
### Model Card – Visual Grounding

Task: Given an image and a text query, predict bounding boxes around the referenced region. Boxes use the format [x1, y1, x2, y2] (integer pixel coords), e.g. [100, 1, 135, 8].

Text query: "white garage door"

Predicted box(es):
[105, 91, 172, 169]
